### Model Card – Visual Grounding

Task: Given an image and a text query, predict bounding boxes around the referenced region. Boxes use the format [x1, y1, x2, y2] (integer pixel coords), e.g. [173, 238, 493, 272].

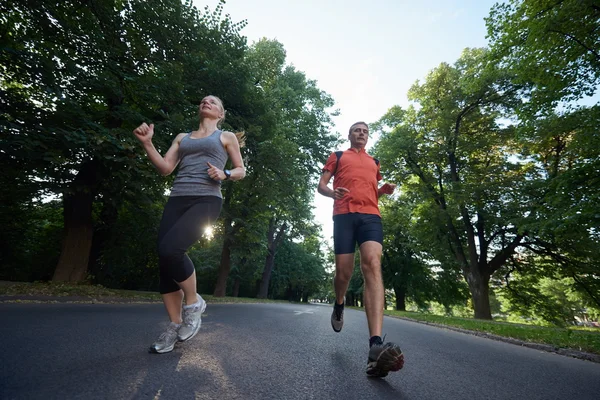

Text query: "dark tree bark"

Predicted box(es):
[213, 216, 233, 297]
[394, 285, 406, 311]
[53, 159, 100, 282]
[257, 217, 287, 298]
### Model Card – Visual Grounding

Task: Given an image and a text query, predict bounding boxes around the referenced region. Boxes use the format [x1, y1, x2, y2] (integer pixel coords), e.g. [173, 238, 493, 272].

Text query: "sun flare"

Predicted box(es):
[204, 226, 214, 240]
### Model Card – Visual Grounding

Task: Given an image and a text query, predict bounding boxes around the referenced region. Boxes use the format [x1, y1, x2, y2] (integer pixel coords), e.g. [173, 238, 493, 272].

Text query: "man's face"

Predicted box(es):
[348, 123, 369, 147]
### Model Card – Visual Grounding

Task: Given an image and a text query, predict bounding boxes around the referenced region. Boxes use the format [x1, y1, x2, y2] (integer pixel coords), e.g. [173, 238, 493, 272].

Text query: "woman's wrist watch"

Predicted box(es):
[224, 169, 231, 180]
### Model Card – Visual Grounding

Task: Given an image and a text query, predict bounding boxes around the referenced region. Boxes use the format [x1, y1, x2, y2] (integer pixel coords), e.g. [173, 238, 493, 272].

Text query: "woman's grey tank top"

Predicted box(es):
[170, 130, 228, 198]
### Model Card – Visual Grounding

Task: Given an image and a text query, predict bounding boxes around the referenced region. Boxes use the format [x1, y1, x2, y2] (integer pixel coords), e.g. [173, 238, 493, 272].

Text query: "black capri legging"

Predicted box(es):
[157, 196, 222, 294]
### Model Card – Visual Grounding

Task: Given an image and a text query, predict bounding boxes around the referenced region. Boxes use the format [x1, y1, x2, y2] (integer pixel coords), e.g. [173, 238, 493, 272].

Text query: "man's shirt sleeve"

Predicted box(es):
[322, 152, 337, 174]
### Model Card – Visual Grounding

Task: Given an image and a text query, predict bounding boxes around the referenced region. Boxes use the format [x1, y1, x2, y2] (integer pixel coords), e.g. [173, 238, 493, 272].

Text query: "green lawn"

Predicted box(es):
[384, 310, 600, 356]
[0, 281, 285, 304]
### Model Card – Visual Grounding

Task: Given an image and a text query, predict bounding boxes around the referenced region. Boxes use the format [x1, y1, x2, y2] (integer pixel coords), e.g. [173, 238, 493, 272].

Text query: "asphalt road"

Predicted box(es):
[1, 301, 599, 400]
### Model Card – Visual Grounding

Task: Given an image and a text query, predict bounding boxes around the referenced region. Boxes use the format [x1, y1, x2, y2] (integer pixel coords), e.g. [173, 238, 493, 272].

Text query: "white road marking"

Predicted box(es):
[294, 310, 314, 315]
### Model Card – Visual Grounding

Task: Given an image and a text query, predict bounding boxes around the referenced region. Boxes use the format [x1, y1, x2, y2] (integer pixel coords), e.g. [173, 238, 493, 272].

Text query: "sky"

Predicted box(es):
[196, 0, 505, 244]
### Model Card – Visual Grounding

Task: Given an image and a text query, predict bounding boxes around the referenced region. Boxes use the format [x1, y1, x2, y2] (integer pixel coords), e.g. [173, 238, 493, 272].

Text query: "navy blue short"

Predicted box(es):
[333, 213, 383, 254]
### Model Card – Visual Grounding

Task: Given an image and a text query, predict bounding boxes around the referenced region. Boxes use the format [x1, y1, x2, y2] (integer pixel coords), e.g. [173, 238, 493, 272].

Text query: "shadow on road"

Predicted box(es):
[330, 349, 407, 399]
[366, 375, 407, 399]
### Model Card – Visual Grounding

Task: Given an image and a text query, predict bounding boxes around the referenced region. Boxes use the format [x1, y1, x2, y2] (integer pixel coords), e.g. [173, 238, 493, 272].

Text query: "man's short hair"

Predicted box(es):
[349, 121, 368, 134]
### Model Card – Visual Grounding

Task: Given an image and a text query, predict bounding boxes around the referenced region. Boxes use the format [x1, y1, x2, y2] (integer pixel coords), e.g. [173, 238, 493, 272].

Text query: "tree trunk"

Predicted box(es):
[257, 249, 275, 299]
[87, 200, 118, 284]
[213, 221, 232, 297]
[257, 218, 287, 299]
[466, 269, 492, 319]
[213, 183, 237, 297]
[232, 276, 240, 297]
[53, 160, 99, 282]
[394, 285, 406, 311]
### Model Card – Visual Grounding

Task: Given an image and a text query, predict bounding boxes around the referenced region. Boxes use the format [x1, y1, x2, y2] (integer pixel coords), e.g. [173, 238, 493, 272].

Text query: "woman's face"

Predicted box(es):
[199, 96, 224, 120]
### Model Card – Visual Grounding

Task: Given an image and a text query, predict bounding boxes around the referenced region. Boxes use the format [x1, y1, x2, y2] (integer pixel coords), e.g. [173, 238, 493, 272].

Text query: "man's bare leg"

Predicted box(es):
[359, 241, 384, 337]
[334, 253, 355, 304]
[331, 253, 355, 332]
[360, 240, 404, 377]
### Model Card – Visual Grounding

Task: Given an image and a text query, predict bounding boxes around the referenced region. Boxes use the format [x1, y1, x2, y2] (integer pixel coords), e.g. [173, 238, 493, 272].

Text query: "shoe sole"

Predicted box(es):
[178, 298, 207, 342]
[366, 346, 404, 378]
[331, 319, 343, 332]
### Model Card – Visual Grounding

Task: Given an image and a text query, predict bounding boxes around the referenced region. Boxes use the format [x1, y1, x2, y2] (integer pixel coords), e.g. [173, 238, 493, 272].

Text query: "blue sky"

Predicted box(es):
[197, 0, 505, 243]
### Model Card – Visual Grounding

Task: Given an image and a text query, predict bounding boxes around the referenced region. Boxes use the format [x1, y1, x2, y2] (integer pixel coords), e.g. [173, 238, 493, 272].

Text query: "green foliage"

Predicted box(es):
[190, 228, 226, 295]
[486, 0, 600, 113]
[346, 255, 364, 306]
[495, 255, 600, 327]
[486, 1, 600, 314]
[214, 38, 338, 297]
[269, 237, 327, 302]
[373, 48, 530, 319]
[378, 198, 469, 312]
[374, 34, 599, 322]
[515, 106, 600, 309]
[94, 199, 165, 291]
[0, 200, 62, 282]
[0, 1, 336, 294]
[0, 0, 254, 280]
[2, 0, 240, 196]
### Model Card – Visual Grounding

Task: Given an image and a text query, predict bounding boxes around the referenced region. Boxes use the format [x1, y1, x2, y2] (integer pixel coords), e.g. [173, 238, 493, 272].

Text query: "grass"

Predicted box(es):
[0, 281, 286, 304]
[2, 281, 599, 356]
[384, 309, 600, 356]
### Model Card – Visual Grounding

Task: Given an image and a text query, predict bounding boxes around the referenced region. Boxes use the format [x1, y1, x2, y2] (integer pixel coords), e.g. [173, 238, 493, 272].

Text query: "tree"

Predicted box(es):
[374, 48, 531, 319]
[486, 0, 600, 114]
[514, 107, 600, 309]
[379, 200, 432, 311]
[487, 0, 600, 311]
[269, 233, 327, 302]
[212, 38, 338, 297]
[495, 253, 598, 326]
[377, 198, 469, 312]
[1, 0, 248, 282]
[93, 199, 165, 291]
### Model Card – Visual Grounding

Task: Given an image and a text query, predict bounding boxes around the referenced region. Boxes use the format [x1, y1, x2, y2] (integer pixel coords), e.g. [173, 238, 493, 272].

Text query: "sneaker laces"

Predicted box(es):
[182, 305, 200, 325]
[334, 306, 343, 321]
[159, 324, 179, 341]
[371, 334, 386, 348]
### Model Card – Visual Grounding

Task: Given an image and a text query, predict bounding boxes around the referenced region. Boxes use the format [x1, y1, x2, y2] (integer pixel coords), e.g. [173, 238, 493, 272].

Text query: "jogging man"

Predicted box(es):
[318, 121, 404, 378]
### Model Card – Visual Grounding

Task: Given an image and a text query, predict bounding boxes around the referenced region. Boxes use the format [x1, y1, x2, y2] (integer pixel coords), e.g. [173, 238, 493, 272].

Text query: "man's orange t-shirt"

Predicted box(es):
[323, 148, 382, 217]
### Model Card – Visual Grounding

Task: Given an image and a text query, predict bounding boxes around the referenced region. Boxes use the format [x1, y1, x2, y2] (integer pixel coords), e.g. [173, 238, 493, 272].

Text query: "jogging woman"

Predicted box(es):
[133, 95, 245, 353]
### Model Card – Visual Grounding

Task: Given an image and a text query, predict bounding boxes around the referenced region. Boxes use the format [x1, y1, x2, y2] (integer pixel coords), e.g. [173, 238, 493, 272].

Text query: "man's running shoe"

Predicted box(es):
[149, 322, 180, 354]
[366, 340, 404, 378]
[331, 302, 344, 332]
[178, 294, 207, 342]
